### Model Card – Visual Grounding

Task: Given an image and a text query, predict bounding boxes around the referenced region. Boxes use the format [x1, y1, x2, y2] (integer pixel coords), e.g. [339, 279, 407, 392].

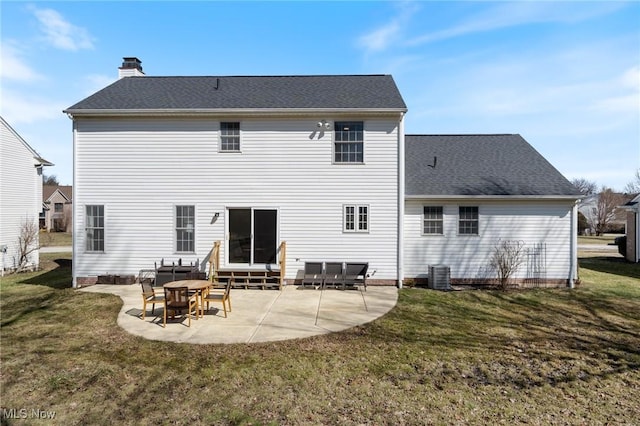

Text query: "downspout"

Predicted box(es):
[569, 200, 578, 289]
[397, 113, 405, 289]
[71, 117, 78, 289]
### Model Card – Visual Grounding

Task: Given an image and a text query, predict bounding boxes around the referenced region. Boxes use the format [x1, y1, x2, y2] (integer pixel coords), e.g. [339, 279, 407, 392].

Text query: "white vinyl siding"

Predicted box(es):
[404, 200, 575, 281]
[73, 117, 400, 281]
[0, 120, 42, 272]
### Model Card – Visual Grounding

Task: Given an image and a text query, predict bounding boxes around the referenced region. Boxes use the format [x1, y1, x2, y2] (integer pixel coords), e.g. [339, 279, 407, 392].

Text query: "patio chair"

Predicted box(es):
[301, 262, 324, 289]
[140, 280, 164, 320]
[343, 262, 369, 291]
[163, 286, 198, 327]
[323, 262, 344, 289]
[202, 281, 232, 318]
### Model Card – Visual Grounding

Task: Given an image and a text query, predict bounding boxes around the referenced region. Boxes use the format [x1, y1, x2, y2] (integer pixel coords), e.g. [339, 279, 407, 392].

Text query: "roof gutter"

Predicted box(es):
[405, 194, 582, 201]
[63, 107, 408, 118]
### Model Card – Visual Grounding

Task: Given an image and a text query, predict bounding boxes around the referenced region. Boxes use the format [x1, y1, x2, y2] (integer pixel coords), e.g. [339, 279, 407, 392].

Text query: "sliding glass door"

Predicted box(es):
[228, 208, 278, 265]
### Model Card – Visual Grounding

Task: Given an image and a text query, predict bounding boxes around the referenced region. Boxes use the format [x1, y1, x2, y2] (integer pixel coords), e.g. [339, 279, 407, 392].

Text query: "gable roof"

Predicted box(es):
[621, 193, 640, 211]
[43, 185, 73, 203]
[405, 134, 581, 198]
[1, 116, 53, 167]
[64, 75, 407, 114]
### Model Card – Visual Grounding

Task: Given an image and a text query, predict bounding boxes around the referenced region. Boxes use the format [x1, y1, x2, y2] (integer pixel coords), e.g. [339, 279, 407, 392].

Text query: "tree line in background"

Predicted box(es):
[572, 169, 639, 236]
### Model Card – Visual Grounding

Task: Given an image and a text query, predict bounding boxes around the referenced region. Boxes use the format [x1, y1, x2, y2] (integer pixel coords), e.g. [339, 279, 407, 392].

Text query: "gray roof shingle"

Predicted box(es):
[65, 75, 407, 112]
[406, 134, 580, 197]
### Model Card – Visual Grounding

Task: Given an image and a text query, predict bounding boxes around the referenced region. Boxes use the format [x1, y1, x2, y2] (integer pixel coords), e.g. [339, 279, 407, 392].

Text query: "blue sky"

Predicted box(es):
[2, 1, 639, 190]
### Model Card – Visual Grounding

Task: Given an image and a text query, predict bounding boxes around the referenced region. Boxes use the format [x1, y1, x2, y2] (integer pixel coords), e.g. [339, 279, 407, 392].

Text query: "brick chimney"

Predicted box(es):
[118, 57, 145, 79]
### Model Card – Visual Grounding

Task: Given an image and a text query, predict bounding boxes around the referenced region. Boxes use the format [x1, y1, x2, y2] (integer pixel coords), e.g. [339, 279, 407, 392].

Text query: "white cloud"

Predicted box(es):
[407, 2, 626, 46]
[358, 21, 401, 52]
[0, 42, 44, 82]
[357, 2, 420, 53]
[589, 66, 640, 114]
[0, 87, 66, 125]
[30, 6, 95, 51]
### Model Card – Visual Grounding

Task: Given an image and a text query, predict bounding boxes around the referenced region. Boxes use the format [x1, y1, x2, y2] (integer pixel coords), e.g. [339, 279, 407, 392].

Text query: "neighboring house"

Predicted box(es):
[621, 194, 640, 263]
[42, 185, 73, 232]
[64, 58, 580, 288]
[0, 116, 52, 273]
[404, 135, 581, 286]
[578, 193, 628, 235]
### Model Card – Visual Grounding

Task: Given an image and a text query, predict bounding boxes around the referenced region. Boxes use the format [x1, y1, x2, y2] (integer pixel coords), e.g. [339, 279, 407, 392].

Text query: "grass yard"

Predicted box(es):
[1, 253, 639, 425]
[577, 235, 618, 245]
[39, 231, 72, 247]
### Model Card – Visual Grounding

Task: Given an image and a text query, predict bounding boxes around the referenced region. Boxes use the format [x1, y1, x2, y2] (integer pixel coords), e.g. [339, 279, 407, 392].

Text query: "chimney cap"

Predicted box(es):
[120, 57, 142, 70]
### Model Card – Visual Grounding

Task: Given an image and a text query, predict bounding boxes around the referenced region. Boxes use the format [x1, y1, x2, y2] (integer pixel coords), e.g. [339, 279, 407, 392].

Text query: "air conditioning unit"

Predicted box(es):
[428, 265, 451, 290]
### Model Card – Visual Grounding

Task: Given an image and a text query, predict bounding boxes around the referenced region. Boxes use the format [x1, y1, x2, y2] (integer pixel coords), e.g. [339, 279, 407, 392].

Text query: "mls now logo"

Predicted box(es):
[2, 408, 56, 419]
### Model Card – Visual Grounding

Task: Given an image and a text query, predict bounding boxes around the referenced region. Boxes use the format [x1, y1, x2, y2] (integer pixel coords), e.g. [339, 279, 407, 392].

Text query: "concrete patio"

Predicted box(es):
[80, 284, 398, 344]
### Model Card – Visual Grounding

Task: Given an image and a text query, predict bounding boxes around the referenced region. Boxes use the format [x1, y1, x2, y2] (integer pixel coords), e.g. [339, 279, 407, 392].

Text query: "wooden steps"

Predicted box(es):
[208, 240, 286, 290]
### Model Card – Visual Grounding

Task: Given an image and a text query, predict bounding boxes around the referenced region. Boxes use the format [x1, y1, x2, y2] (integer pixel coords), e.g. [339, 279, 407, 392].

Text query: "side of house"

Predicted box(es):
[65, 62, 407, 287]
[403, 135, 581, 286]
[0, 116, 52, 273]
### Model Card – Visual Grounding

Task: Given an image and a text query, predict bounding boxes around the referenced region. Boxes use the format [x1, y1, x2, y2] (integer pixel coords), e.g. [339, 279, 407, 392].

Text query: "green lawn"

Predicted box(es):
[1, 253, 639, 424]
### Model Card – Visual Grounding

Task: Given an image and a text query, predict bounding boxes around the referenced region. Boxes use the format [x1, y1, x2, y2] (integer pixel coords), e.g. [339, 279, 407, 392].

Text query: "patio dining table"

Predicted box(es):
[163, 279, 212, 319]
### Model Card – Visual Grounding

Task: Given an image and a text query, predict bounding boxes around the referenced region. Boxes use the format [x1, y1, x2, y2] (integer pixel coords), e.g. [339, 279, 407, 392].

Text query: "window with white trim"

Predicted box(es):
[176, 205, 195, 252]
[423, 206, 443, 235]
[85, 205, 104, 252]
[220, 122, 240, 152]
[459, 206, 479, 235]
[344, 204, 369, 232]
[334, 121, 363, 163]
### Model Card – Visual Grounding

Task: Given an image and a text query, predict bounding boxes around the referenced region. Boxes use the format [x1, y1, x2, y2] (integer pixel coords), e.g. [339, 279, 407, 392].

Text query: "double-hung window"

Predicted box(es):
[54, 202, 63, 213]
[334, 121, 363, 163]
[86, 205, 104, 252]
[459, 206, 479, 235]
[176, 205, 195, 252]
[220, 122, 240, 152]
[344, 204, 369, 232]
[423, 206, 443, 235]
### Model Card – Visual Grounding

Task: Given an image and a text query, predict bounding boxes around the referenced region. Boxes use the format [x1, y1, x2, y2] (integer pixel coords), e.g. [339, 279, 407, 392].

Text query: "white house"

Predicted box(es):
[65, 58, 407, 287]
[0, 116, 52, 273]
[65, 58, 581, 288]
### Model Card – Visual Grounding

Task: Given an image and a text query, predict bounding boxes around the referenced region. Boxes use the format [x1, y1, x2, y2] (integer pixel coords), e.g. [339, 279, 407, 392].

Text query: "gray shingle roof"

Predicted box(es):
[405, 134, 580, 197]
[65, 75, 407, 112]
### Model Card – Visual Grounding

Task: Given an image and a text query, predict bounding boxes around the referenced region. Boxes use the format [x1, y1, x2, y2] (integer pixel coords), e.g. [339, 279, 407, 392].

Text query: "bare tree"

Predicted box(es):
[16, 217, 39, 272]
[43, 174, 59, 185]
[571, 178, 598, 196]
[593, 187, 624, 235]
[624, 169, 640, 194]
[489, 240, 526, 290]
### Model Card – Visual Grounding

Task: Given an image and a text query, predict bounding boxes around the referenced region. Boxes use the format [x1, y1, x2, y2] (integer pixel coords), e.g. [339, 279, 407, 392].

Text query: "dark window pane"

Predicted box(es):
[229, 209, 251, 263]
